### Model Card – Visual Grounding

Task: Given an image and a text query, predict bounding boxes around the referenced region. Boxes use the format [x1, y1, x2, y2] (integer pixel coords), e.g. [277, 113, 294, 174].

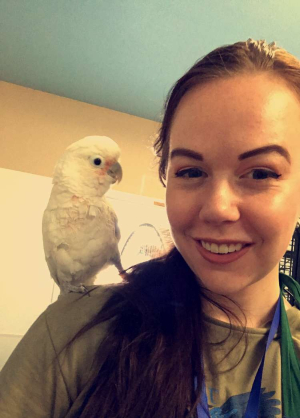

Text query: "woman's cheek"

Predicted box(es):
[167, 190, 198, 230]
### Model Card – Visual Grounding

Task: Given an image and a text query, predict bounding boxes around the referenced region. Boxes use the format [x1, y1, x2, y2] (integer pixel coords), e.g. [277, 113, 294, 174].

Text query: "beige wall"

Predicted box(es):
[0, 81, 165, 200]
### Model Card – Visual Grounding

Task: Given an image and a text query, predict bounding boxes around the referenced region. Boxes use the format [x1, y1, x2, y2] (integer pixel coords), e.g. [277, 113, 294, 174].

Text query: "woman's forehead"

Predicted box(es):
[172, 74, 299, 124]
[169, 74, 300, 160]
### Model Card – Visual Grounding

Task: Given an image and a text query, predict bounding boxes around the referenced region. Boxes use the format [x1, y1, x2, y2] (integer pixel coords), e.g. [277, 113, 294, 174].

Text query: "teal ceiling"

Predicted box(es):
[1, 1, 299, 121]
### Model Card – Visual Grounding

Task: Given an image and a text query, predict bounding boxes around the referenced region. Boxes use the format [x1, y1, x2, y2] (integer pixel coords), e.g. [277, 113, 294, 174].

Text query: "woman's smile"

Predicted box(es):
[195, 239, 254, 265]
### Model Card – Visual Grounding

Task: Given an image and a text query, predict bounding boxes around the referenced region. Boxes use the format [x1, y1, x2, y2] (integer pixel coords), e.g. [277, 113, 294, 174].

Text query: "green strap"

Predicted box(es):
[279, 273, 300, 418]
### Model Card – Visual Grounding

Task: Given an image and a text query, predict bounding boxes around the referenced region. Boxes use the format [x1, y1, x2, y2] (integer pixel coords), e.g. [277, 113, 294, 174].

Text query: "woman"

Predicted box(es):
[0, 39, 300, 418]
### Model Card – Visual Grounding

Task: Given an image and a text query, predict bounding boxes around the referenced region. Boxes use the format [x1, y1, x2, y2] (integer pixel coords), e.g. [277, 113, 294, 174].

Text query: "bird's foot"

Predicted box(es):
[60, 283, 89, 295]
[119, 271, 127, 280]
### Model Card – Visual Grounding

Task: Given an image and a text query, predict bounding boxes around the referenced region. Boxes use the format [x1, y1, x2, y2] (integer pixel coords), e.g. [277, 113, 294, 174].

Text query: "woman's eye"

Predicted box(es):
[174, 168, 281, 181]
[175, 168, 204, 178]
[247, 169, 281, 180]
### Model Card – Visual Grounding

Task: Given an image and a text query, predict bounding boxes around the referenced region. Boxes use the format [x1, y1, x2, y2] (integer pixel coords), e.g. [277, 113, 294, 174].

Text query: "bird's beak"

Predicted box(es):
[107, 162, 123, 183]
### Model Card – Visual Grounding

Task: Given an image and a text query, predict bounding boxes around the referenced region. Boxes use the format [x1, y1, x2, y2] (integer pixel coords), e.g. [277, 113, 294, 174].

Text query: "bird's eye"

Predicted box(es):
[93, 158, 102, 166]
[89, 155, 104, 167]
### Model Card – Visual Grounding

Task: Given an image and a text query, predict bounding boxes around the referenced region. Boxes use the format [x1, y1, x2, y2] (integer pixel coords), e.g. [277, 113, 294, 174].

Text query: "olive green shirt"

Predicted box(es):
[203, 308, 300, 417]
[0, 285, 299, 417]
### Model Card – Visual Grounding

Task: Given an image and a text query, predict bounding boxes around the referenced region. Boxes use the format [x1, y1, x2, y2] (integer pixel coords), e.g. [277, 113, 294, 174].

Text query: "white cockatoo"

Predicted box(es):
[42, 136, 124, 295]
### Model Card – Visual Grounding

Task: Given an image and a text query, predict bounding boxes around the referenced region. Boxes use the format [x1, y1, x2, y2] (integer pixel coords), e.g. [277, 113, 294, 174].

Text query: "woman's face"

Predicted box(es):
[166, 74, 300, 296]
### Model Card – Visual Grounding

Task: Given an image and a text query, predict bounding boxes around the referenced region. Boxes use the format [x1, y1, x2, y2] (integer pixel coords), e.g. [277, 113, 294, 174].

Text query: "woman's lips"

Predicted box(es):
[195, 240, 253, 264]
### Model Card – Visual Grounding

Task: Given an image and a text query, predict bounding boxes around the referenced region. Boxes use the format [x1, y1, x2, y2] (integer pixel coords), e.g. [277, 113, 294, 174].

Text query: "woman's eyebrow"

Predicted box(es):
[170, 145, 291, 164]
[170, 148, 203, 161]
[239, 144, 291, 163]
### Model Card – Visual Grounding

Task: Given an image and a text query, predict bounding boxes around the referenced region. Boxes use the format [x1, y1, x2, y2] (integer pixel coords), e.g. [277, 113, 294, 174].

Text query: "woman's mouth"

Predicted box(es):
[196, 240, 253, 264]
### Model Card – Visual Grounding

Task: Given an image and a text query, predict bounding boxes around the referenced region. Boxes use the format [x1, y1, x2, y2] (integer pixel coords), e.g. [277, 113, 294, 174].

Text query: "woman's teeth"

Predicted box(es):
[201, 241, 245, 254]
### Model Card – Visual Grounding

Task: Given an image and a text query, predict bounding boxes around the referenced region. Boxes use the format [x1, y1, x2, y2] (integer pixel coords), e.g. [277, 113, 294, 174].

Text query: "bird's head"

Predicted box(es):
[53, 136, 123, 197]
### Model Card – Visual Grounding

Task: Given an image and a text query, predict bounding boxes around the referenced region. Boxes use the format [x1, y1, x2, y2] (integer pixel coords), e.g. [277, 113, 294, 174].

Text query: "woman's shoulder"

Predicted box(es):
[287, 305, 300, 355]
[0, 285, 119, 417]
[43, 284, 117, 342]
[46, 284, 116, 316]
[287, 305, 300, 329]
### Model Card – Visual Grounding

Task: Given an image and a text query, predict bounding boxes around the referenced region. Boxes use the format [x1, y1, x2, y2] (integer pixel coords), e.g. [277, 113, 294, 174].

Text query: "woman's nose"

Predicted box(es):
[198, 181, 240, 225]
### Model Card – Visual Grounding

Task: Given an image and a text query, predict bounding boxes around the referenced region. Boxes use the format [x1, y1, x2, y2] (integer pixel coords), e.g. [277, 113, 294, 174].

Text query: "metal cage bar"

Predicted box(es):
[279, 225, 300, 304]
[279, 226, 300, 282]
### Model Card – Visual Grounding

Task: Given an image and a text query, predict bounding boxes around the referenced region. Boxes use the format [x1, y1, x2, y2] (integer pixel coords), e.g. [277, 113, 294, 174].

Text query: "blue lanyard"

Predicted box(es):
[195, 294, 281, 418]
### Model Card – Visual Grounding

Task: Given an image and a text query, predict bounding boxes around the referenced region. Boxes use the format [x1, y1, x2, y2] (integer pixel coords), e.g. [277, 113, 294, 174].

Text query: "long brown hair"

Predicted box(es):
[64, 247, 243, 418]
[62, 40, 300, 417]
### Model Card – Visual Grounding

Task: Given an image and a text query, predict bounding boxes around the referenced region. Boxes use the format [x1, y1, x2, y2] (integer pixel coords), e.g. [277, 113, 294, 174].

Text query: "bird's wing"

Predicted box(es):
[42, 203, 89, 254]
[109, 208, 121, 241]
[92, 200, 121, 241]
[42, 203, 90, 282]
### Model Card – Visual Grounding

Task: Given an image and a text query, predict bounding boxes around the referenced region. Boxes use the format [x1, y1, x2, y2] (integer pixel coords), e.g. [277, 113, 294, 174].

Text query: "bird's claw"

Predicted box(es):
[60, 283, 89, 295]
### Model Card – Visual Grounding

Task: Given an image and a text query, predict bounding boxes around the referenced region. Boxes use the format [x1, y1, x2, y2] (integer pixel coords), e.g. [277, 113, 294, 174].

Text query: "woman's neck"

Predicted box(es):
[201, 274, 292, 328]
